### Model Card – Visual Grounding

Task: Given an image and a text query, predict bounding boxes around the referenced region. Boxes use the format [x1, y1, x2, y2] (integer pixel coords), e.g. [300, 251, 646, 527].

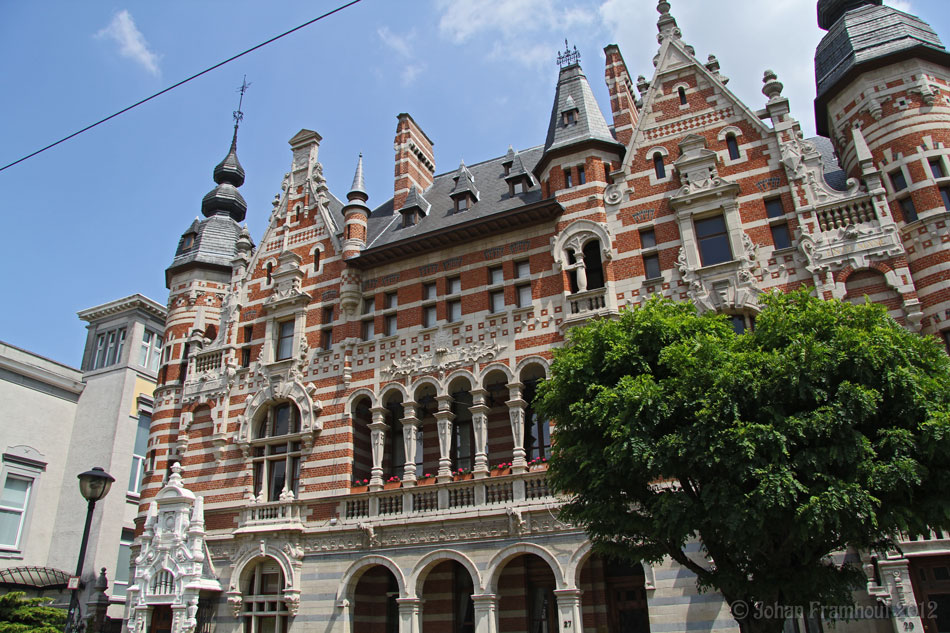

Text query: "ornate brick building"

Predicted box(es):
[129, 1, 950, 632]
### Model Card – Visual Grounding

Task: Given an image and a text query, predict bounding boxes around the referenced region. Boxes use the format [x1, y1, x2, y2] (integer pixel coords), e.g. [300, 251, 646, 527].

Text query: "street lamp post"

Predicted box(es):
[64, 467, 115, 633]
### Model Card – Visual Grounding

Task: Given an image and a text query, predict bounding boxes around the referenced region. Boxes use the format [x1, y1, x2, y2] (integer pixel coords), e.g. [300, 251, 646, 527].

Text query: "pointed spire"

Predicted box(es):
[349, 153, 367, 200]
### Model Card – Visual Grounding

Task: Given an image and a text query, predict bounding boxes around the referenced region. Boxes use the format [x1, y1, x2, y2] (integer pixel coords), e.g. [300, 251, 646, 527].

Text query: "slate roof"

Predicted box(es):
[541, 64, 620, 158]
[364, 145, 546, 251]
[166, 214, 245, 285]
[809, 135, 849, 191]
[815, 3, 947, 100]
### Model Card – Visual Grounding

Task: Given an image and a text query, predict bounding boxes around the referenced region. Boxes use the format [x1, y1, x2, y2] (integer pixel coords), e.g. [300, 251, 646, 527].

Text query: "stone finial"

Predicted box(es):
[762, 69, 784, 101]
[657, 0, 679, 37]
[636, 75, 650, 96]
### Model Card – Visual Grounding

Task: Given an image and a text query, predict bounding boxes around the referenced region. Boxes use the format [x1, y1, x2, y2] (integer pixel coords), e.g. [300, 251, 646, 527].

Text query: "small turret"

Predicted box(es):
[342, 153, 370, 259]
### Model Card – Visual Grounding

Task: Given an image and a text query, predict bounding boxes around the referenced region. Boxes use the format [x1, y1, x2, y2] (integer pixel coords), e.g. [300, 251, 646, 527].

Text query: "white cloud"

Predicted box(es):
[377, 27, 426, 85]
[378, 26, 413, 58]
[95, 10, 161, 76]
[886, 1, 913, 12]
[402, 63, 425, 86]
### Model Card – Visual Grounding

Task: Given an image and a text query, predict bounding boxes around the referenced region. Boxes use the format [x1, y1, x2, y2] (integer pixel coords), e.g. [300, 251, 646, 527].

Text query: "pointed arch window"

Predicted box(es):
[653, 153, 666, 179]
[252, 403, 302, 501]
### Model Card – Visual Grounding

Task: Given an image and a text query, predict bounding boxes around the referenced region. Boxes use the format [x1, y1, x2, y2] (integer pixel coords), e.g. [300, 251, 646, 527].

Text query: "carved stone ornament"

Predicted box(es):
[676, 241, 762, 314]
[383, 337, 505, 381]
[798, 223, 904, 274]
[237, 372, 324, 451]
[604, 183, 623, 206]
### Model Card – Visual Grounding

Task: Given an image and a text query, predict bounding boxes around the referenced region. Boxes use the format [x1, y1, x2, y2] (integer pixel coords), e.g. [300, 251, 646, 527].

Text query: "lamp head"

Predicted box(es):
[77, 467, 115, 502]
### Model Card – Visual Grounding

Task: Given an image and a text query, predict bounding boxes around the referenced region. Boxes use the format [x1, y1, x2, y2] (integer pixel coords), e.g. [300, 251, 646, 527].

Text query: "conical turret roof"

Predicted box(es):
[201, 127, 247, 222]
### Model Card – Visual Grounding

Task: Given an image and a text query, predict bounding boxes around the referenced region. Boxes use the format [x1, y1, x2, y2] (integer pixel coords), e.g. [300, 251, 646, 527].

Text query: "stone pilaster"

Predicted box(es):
[470, 389, 490, 479]
[507, 382, 527, 473]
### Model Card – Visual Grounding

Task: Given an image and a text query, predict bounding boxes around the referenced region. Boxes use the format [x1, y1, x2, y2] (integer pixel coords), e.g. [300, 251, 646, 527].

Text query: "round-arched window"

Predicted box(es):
[252, 402, 302, 501]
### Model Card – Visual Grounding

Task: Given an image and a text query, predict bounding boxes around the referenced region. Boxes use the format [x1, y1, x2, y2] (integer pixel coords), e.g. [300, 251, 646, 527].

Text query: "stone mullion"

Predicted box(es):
[368, 406, 388, 491]
[400, 400, 420, 486]
[469, 388, 490, 478]
[435, 395, 455, 482]
[507, 381, 527, 473]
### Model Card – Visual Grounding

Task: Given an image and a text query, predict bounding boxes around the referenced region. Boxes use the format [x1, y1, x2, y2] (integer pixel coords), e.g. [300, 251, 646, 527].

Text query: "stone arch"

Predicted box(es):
[378, 382, 409, 404]
[841, 267, 905, 323]
[567, 542, 657, 591]
[336, 555, 407, 603]
[646, 145, 669, 160]
[407, 549, 481, 598]
[240, 381, 323, 444]
[551, 219, 613, 272]
[717, 125, 744, 141]
[514, 356, 550, 383]
[346, 388, 378, 411]
[446, 369, 477, 393]
[479, 363, 514, 386]
[310, 243, 324, 275]
[231, 550, 297, 595]
[409, 376, 443, 399]
[485, 542, 567, 593]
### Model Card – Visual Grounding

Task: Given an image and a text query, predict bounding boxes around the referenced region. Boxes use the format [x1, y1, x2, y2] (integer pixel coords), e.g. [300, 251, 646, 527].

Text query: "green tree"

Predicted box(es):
[537, 290, 950, 633]
[0, 591, 67, 633]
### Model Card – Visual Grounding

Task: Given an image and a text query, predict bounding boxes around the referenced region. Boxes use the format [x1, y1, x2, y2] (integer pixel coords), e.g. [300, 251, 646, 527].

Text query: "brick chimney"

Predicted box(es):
[393, 113, 435, 210]
[604, 45, 638, 147]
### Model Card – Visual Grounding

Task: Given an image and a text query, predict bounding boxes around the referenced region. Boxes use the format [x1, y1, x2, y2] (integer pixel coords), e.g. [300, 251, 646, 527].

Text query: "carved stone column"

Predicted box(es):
[470, 389, 490, 479]
[435, 395, 456, 482]
[507, 382, 527, 474]
[472, 594, 498, 633]
[573, 251, 588, 292]
[396, 597, 423, 633]
[400, 400, 419, 486]
[553, 589, 583, 633]
[876, 557, 926, 633]
[368, 406, 388, 491]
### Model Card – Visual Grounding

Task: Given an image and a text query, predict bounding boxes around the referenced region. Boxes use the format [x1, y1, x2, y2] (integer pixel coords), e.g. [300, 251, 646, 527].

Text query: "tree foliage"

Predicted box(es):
[536, 290, 950, 633]
[0, 591, 67, 633]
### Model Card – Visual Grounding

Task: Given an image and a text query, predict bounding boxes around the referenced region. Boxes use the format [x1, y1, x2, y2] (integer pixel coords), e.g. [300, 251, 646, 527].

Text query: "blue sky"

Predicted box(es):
[0, 0, 944, 366]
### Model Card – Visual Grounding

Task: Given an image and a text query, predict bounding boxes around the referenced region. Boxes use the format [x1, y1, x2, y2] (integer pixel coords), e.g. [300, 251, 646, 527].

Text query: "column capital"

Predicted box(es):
[471, 593, 498, 604]
[553, 588, 582, 599]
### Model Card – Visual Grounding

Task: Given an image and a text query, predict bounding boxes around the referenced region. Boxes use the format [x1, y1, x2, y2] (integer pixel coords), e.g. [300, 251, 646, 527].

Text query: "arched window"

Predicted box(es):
[678, 86, 687, 105]
[265, 262, 273, 285]
[582, 240, 605, 290]
[653, 153, 666, 179]
[252, 403, 302, 501]
[243, 560, 289, 633]
[385, 397, 405, 480]
[352, 398, 373, 484]
[451, 390, 474, 472]
[313, 249, 321, 271]
[523, 378, 551, 462]
[726, 133, 740, 160]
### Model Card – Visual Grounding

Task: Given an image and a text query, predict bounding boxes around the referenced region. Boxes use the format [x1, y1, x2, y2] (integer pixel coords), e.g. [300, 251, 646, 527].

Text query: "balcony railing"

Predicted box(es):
[238, 501, 303, 531]
[896, 528, 950, 556]
[569, 288, 607, 315]
[194, 349, 225, 374]
[814, 197, 877, 232]
[340, 470, 555, 522]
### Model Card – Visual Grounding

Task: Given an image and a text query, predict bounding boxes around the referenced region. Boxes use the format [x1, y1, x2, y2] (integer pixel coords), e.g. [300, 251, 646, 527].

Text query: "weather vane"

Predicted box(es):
[557, 39, 580, 68]
[233, 75, 251, 129]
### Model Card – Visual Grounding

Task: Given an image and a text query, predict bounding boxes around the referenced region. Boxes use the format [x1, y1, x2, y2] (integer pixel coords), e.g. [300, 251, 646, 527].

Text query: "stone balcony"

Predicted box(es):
[897, 528, 950, 556]
[236, 500, 304, 533]
[340, 469, 555, 522]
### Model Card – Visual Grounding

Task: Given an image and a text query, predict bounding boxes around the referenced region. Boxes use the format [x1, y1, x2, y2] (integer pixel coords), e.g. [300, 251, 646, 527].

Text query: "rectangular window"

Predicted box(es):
[447, 276, 461, 295]
[276, 321, 294, 360]
[515, 260, 530, 279]
[644, 253, 661, 279]
[139, 330, 163, 372]
[900, 197, 919, 222]
[516, 284, 532, 308]
[890, 170, 908, 192]
[930, 158, 945, 179]
[385, 292, 398, 310]
[423, 282, 437, 301]
[362, 319, 375, 341]
[0, 475, 31, 549]
[456, 196, 469, 212]
[941, 187, 950, 210]
[128, 413, 150, 494]
[447, 300, 462, 322]
[489, 266, 504, 285]
[321, 328, 332, 350]
[695, 214, 733, 266]
[564, 169, 573, 189]
[942, 330, 950, 354]
[640, 228, 656, 249]
[423, 304, 438, 328]
[95, 328, 127, 369]
[362, 297, 375, 315]
[771, 223, 792, 249]
[94, 334, 107, 369]
[577, 165, 586, 185]
[385, 314, 398, 337]
[243, 325, 253, 343]
[241, 347, 252, 368]
[112, 529, 135, 598]
[765, 198, 786, 218]
[490, 290, 505, 313]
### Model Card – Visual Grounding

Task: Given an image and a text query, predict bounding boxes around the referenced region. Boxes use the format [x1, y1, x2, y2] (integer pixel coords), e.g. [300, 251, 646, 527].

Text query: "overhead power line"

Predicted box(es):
[0, 0, 363, 174]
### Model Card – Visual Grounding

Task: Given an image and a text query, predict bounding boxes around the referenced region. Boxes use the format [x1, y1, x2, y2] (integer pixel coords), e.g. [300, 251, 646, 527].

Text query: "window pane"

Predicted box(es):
[698, 235, 732, 266]
[128, 455, 145, 494]
[765, 199, 785, 218]
[890, 170, 907, 191]
[489, 267, 503, 285]
[517, 284, 532, 307]
[654, 154, 666, 179]
[385, 315, 397, 336]
[1, 477, 30, 508]
[644, 254, 661, 279]
[578, 166, 586, 184]
[695, 215, 727, 238]
[731, 315, 747, 334]
[640, 229, 656, 249]
[276, 321, 294, 360]
[273, 405, 291, 436]
[771, 223, 792, 249]
[385, 292, 397, 310]
[363, 320, 375, 340]
[727, 135, 740, 160]
[0, 510, 24, 547]
[448, 277, 461, 295]
[900, 197, 918, 222]
[423, 305, 437, 328]
[363, 298, 374, 315]
[490, 291, 505, 313]
[941, 187, 950, 210]
[269, 461, 287, 501]
[515, 261, 530, 278]
[448, 300, 462, 321]
[424, 283, 437, 300]
[931, 159, 945, 179]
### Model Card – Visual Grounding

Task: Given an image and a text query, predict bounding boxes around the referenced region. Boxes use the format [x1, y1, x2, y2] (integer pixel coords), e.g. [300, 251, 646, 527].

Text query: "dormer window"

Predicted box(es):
[509, 178, 530, 196]
[402, 211, 415, 228]
[503, 162, 512, 176]
[182, 234, 195, 250]
[563, 110, 577, 126]
[455, 196, 469, 212]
